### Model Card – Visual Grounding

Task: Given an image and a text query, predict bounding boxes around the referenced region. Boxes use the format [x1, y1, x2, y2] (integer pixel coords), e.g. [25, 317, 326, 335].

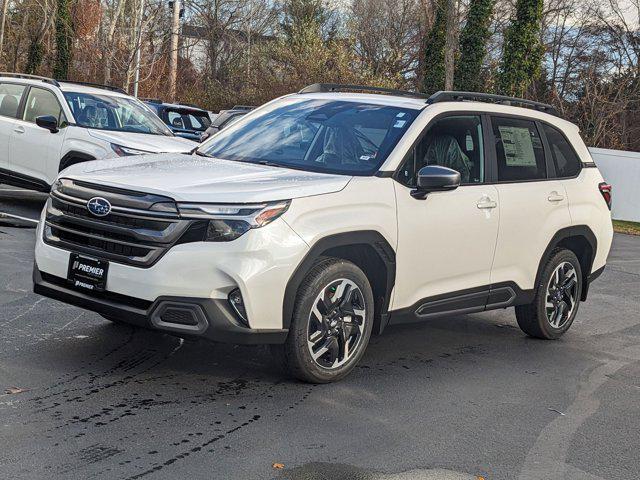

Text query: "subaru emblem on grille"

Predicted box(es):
[87, 197, 112, 217]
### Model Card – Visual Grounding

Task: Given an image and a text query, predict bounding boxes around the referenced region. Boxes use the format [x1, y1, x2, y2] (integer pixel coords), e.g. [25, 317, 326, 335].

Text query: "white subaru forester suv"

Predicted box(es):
[0, 73, 195, 192]
[33, 84, 613, 383]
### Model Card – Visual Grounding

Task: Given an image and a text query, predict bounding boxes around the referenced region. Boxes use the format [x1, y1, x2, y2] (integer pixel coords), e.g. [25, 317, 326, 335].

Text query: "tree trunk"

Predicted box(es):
[0, 0, 9, 67]
[168, 0, 180, 102]
[443, 0, 457, 90]
[53, 0, 73, 80]
[104, 0, 127, 85]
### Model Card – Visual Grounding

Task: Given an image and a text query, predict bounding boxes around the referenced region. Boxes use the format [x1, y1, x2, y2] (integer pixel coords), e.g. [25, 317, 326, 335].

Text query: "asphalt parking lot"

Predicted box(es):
[1, 186, 639, 480]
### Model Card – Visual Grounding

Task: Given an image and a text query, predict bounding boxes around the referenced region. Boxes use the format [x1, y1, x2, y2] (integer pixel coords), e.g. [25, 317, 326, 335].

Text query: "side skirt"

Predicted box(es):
[0, 168, 51, 192]
[388, 282, 534, 325]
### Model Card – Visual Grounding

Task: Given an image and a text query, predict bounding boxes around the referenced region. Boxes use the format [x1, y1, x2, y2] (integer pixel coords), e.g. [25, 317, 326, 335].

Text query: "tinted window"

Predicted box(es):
[200, 98, 419, 176]
[23, 88, 66, 124]
[493, 117, 546, 181]
[0, 83, 26, 119]
[398, 115, 484, 186]
[542, 124, 581, 177]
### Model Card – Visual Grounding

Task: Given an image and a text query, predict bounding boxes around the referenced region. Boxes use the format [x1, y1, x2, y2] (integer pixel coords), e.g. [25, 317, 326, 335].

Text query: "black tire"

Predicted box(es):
[515, 248, 582, 339]
[283, 257, 375, 383]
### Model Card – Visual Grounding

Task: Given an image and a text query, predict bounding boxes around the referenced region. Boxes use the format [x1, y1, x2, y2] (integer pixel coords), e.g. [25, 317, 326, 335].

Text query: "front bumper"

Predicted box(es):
[33, 267, 288, 344]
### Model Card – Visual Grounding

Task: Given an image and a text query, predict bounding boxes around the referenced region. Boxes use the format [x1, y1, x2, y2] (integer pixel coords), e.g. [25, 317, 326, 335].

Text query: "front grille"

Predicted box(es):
[51, 197, 171, 231]
[44, 179, 194, 267]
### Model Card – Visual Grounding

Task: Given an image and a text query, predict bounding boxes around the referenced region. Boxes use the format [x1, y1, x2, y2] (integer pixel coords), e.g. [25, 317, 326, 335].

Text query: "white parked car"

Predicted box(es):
[33, 84, 613, 383]
[0, 73, 196, 191]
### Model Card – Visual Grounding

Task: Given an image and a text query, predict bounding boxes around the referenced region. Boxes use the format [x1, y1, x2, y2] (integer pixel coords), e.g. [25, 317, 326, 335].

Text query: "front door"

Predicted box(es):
[392, 114, 500, 315]
[9, 86, 67, 185]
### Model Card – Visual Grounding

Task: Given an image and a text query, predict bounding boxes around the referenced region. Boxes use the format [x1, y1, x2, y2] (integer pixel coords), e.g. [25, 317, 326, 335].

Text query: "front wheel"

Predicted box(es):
[283, 258, 374, 383]
[515, 249, 582, 339]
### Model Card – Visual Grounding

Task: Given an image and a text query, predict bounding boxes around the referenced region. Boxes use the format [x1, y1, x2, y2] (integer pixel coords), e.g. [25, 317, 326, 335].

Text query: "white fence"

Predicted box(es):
[589, 147, 640, 223]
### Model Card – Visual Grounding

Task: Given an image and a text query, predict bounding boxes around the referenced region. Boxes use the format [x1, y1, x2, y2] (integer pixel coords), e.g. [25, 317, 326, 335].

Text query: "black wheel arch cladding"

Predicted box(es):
[282, 231, 396, 334]
[536, 225, 597, 301]
[59, 151, 97, 172]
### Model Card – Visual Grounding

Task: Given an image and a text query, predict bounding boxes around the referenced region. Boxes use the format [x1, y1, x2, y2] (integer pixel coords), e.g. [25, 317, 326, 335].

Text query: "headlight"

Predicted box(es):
[177, 201, 290, 242]
[111, 143, 153, 157]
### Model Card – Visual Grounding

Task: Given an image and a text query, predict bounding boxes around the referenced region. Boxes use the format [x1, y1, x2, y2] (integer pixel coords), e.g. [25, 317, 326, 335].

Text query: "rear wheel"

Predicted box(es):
[283, 258, 374, 383]
[515, 249, 582, 339]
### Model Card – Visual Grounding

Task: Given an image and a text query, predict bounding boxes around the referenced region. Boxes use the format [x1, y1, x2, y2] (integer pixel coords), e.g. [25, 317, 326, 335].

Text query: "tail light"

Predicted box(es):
[598, 182, 612, 210]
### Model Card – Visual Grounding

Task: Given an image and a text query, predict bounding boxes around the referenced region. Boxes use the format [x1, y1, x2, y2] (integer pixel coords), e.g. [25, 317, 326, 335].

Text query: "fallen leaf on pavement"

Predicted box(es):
[272, 463, 285, 469]
[5, 386, 29, 395]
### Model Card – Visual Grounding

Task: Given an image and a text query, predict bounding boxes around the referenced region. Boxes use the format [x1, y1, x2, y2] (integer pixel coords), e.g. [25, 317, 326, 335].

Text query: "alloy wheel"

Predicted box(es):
[307, 278, 366, 369]
[545, 261, 579, 329]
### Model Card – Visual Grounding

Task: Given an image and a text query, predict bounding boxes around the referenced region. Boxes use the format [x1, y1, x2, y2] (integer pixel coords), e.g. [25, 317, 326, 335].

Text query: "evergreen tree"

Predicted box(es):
[497, 0, 544, 97]
[422, 0, 447, 94]
[454, 0, 494, 92]
[53, 0, 73, 80]
[281, 0, 328, 42]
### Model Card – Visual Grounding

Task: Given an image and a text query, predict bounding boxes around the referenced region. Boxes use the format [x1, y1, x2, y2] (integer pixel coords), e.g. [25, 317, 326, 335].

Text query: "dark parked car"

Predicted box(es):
[200, 106, 254, 141]
[143, 99, 212, 142]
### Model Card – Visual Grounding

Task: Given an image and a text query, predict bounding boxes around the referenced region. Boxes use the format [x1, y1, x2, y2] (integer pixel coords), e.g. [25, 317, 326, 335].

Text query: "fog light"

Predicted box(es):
[228, 288, 248, 326]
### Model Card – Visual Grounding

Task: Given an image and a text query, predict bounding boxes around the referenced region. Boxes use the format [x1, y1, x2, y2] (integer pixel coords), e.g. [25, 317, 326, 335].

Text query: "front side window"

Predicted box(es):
[542, 124, 581, 178]
[63, 92, 173, 136]
[199, 98, 420, 176]
[0, 83, 27, 119]
[398, 115, 485, 186]
[23, 87, 66, 124]
[493, 117, 546, 182]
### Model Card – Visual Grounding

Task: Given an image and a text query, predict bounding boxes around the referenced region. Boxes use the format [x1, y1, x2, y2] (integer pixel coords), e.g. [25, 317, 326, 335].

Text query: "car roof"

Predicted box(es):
[286, 91, 578, 131]
[287, 92, 428, 110]
[146, 101, 208, 113]
[58, 82, 131, 98]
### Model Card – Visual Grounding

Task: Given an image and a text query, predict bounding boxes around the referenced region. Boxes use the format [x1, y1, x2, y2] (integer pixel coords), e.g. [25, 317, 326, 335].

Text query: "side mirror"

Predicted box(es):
[36, 115, 59, 133]
[411, 165, 461, 199]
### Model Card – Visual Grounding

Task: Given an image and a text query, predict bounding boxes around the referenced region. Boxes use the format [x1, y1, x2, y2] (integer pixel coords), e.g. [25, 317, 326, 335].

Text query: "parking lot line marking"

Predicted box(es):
[0, 212, 39, 224]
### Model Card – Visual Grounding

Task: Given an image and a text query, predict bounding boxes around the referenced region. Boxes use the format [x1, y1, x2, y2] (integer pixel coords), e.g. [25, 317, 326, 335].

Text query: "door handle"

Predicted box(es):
[477, 198, 497, 209]
[13, 126, 25, 134]
[547, 192, 564, 202]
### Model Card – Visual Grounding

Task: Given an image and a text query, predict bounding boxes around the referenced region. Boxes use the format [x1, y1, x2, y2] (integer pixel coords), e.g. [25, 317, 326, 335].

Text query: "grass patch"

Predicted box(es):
[613, 220, 640, 236]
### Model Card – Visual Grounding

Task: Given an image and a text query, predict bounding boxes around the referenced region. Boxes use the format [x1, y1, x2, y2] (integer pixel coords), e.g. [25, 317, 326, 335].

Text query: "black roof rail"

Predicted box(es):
[298, 83, 430, 100]
[427, 91, 560, 117]
[57, 80, 126, 94]
[231, 105, 255, 110]
[0, 72, 59, 87]
[141, 97, 163, 104]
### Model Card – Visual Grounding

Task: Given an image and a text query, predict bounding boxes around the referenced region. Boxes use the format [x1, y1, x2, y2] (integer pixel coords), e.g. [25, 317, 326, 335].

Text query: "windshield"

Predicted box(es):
[64, 92, 173, 136]
[198, 98, 420, 175]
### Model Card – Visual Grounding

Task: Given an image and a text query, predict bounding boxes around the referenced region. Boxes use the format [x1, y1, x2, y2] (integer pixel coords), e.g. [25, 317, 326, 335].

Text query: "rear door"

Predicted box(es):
[0, 82, 27, 173]
[488, 116, 571, 292]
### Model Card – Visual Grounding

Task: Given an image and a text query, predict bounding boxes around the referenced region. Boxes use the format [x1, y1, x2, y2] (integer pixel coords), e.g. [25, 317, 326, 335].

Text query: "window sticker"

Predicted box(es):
[498, 126, 537, 166]
[393, 119, 407, 128]
[465, 134, 474, 151]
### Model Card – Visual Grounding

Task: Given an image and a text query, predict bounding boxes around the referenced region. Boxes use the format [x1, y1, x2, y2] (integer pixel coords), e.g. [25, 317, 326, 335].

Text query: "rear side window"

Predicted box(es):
[492, 117, 546, 181]
[542, 124, 581, 178]
[0, 83, 27, 119]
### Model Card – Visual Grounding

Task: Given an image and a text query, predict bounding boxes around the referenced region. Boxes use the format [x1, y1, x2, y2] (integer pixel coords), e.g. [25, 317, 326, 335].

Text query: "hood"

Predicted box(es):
[60, 154, 352, 203]
[87, 130, 196, 152]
